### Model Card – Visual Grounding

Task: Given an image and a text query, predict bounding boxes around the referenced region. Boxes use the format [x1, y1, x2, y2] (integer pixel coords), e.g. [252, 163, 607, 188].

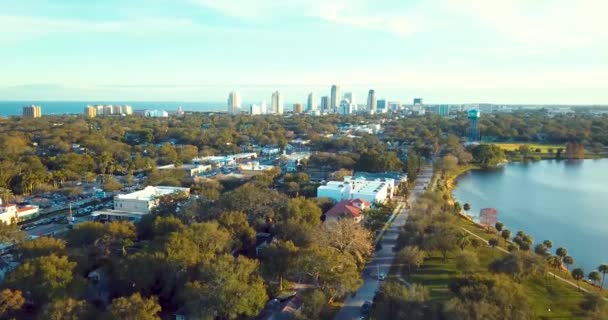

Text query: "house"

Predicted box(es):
[317, 176, 395, 204]
[324, 199, 370, 223]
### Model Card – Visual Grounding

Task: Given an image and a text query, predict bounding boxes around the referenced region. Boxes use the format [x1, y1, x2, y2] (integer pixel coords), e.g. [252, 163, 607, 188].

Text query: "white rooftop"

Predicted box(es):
[115, 186, 190, 201]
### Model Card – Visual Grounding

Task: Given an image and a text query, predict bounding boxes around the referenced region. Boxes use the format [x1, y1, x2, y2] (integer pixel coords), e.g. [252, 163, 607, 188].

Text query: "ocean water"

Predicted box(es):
[0, 101, 226, 116]
[453, 159, 608, 273]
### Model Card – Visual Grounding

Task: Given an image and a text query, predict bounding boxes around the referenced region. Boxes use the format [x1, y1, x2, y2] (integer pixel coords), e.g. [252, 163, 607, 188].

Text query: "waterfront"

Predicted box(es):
[453, 159, 608, 274]
[0, 101, 225, 116]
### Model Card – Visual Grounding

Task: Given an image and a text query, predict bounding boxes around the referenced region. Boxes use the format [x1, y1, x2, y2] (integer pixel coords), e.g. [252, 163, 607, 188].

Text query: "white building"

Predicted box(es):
[228, 91, 241, 115]
[261, 147, 281, 156]
[238, 161, 275, 175]
[339, 99, 354, 115]
[144, 109, 169, 117]
[250, 104, 262, 115]
[192, 152, 257, 167]
[271, 91, 284, 115]
[157, 164, 212, 177]
[317, 176, 395, 204]
[0, 202, 39, 224]
[112, 186, 190, 215]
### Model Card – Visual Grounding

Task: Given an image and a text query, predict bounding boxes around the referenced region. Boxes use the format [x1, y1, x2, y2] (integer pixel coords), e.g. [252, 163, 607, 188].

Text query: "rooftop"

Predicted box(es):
[115, 186, 190, 201]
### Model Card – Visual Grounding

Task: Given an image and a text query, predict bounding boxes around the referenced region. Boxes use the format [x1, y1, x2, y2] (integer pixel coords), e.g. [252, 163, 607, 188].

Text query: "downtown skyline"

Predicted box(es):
[1, 0, 608, 104]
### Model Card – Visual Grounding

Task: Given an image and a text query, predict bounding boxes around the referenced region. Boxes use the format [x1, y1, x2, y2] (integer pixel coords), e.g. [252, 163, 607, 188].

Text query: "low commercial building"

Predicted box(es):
[112, 186, 190, 214]
[317, 176, 395, 204]
[192, 153, 257, 167]
[238, 162, 275, 175]
[157, 164, 212, 177]
[0, 203, 40, 224]
[324, 199, 370, 224]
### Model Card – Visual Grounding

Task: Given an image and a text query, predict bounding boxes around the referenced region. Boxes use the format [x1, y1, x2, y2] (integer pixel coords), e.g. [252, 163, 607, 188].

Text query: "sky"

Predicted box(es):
[1, 0, 608, 104]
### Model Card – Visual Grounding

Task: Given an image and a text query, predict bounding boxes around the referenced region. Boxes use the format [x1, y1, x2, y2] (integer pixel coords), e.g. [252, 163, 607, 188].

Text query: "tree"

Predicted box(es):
[488, 238, 499, 249]
[299, 289, 327, 320]
[572, 268, 585, 291]
[455, 251, 479, 276]
[216, 211, 256, 251]
[501, 229, 511, 245]
[456, 231, 470, 251]
[565, 142, 585, 159]
[260, 240, 298, 291]
[580, 293, 608, 320]
[16, 237, 66, 260]
[471, 144, 505, 168]
[39, 298, 91, 320]
[103, 176, 123, 192]
[0, 222, 25, 243]
[470, 238, 482, 249]
[495, 222, 504, 232]
[534, 244, 548, 256]
[0, 289, 24, 317]
[589, 271, 602, 289]
[547, 256, 563, 279]
[542, 240, 553, 250]
[5, 254, 79, 304]
[598, 264, 608, 291]
[371, 281, 429, 320]
[397, 246, 426, 275]
[314, 219, 373, 268]
[441, 154, 459, 172]
[556, 247, 568, 260]
[109, 293, 161, 320]
[563, 256, 574, 271]
[182, 255, 267, 319]
[463, 203, 471, 212]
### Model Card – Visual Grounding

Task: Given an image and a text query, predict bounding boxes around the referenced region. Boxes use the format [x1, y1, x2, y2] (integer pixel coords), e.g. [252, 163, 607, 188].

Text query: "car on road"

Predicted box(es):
[377, 272, 386, 281]
[361, 301, 372, 315]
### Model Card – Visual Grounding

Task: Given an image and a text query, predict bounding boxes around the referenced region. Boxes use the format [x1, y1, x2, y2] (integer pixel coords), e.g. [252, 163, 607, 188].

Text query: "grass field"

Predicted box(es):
[491, 142, 564, 153]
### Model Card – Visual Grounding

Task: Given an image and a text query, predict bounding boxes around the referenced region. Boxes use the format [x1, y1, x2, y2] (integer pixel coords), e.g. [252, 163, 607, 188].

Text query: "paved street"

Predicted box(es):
[334, 167, 433, 320]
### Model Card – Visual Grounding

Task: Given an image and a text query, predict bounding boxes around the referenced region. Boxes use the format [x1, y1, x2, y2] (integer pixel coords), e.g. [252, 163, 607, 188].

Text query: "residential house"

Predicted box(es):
[324, 199, 370, 224]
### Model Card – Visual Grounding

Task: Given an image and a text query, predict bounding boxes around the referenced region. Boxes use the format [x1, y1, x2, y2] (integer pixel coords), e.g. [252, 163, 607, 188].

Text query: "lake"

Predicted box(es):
[453, 159, 608, 274]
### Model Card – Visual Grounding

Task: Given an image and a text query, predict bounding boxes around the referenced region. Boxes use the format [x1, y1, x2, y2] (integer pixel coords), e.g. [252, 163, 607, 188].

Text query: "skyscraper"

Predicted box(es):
[435, 105, 449, 116]
[271, 91, 283, 115]
[339, 99, 354, 115]
[320, 96, 330, 112]
[307, 92, 317, 112]
[227, 91, 241, 115]
[330, 85, 340, 113]
[377, 99, 387, 113]
[84, 106, 97, 118]
[293, 103, 303, 114]
[343, 92, 355, 105]
[367, 89, 377, 114]
[22, 105, 42, 118]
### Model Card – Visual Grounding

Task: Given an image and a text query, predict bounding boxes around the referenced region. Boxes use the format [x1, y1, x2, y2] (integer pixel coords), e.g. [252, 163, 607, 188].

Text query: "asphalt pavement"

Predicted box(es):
[334, 167, 433, 320]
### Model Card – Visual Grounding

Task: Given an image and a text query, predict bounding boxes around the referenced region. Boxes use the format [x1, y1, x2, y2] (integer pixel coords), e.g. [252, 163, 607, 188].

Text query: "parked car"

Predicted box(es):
[361, 301, 372, 315]
[377, 272, 386, 281]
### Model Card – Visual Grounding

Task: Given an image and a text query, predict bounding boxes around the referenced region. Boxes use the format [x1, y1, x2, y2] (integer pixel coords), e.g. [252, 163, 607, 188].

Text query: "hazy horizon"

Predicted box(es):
[2, 0, 608, 103]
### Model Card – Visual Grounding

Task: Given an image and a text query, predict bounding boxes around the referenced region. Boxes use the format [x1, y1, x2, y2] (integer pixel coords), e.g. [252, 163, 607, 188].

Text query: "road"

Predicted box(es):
[334, 167, 433, 320]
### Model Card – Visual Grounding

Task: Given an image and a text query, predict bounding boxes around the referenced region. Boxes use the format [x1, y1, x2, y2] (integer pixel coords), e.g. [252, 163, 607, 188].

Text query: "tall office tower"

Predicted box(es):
[293, 103, 303, 114]
[84, 106, 97, 118]
[367, 89, 377, 114]
[343, 92, 355, 105]
[22, 105, 42, 118]
[468, 109, 481, 142]
[250, 104, 261, 115]
[227, 91, 241, 115]
[260, 100, 268, 114]
[271, 91, 284, 114]
[330, 85, 340, 113]
[320, 96, 330, 112]
[307, 92, 317, 112]
[377, 99, 387, 113]
[339, 99, 354, 115]
[413, 98, 423, 106]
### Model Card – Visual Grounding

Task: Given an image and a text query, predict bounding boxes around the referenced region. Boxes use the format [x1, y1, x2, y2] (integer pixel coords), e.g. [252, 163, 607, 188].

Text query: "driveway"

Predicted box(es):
[334, 167, 433, 320]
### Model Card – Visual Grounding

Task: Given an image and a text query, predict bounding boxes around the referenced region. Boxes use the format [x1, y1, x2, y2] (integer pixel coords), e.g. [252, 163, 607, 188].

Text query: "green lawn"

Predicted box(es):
[401, 223, 589, 319]
[492, 142, 564, 153]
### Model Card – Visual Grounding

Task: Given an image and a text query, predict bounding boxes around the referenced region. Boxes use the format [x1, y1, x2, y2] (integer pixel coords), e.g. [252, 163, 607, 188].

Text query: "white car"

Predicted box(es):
[378, 273, 386, 281]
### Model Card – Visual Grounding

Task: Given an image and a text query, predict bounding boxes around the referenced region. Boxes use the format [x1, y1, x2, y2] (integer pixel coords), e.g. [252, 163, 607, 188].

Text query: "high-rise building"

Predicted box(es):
[84, 106, 97, 118]
[307, 92, 317, 112]
[413, 98, 423, 106]
[330, 85, 340, 113]
[435, 105, 449, 117]
[176, 106, 184, 116]
[22, 105, 42, 118]
[339, 99, 354, 115]
[250, 104, 262, 115]
[367, 89, 377, 114]
[227, 91, 241, 115]
[343, 92, 355, 105]
[377, 99, 387, 113]
[293, 103, 303, 114]
[260, 100, 268, 115]
[468, 109, 481, 142]
[271, 91, 283, 114]
[121, 105, 133, 115]
[320, 96, 330, 112]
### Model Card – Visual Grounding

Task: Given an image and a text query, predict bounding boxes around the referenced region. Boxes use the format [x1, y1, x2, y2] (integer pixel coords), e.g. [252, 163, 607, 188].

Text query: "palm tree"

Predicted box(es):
[488, 238, 499, 257]
[543, 240, 553, 250]
[0, 188, 13, 204]
[500, 229, 511, 245]
[588, 271, 601, 289]
[563, 256, 574, 271]
[463, 203, 471, 212]
[534, 244, 548, 256]
[456, 231, 471, 251]
[556, 247, 568, 260]
[572, 268, 584, 291]
[598, 264, 608, 291]
[547, 256, 562, 279]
